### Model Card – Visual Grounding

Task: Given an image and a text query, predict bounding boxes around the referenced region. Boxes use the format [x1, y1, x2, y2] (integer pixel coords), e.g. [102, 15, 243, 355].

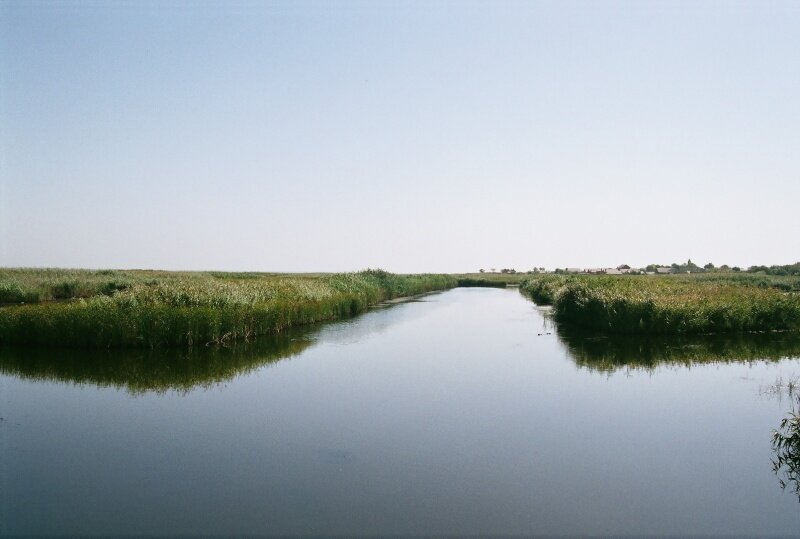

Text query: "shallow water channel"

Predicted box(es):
[2, 287, 800, 536]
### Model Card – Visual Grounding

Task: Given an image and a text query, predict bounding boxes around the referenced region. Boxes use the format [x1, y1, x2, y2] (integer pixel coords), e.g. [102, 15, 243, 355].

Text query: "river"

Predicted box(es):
[2, 287, 799, 535]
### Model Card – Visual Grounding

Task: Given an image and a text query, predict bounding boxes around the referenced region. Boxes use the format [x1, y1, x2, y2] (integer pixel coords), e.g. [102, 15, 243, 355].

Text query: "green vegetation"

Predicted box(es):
[0, 268, 139, 304]
[6, 267, 800, 346]
[454, 272, 528, 287]
[751, 262, 800, 276]
[773, 396, 800, 500]
[0, 269, 456, 348]
[520, 274, 800, 334]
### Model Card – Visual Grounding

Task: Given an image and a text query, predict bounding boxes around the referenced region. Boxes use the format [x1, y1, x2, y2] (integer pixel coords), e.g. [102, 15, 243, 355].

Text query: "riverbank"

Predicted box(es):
[0, 269, 457, 348]
[454, 272, 527, 287]
[520, 274, 800, 334]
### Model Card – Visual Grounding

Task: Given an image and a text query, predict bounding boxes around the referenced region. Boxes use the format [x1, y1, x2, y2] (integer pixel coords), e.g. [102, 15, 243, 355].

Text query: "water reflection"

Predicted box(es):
[0, 295, 437, 394]
[0, 330, 314, 394]
[313, 294, 442, 346]
[6, 287, 800, 535]
[556, 326, 800, 373]
[553, 322, 800, 501]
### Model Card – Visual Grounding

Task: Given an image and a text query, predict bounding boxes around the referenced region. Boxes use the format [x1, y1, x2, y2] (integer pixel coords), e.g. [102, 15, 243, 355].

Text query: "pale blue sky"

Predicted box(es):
[2, 1, 798, 272]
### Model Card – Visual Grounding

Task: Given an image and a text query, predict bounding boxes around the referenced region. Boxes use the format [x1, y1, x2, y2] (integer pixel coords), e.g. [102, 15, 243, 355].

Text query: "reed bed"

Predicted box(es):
[0, 268, 138, 303]
[520, 274, 800, 334]
[0, 269, 456, 348]
[453, 273, 528, 286]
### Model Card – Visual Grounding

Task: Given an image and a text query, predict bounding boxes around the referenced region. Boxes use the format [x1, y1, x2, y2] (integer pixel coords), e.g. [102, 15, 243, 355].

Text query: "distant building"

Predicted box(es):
[605, 268, 623, 275]
[656, 267, 672, 274]
[565, 268, 583, 274]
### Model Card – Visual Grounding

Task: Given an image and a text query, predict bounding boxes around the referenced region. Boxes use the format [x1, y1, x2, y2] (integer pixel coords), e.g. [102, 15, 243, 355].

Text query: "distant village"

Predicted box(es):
[559, 265, 668, 275]
[480, 265, 673, 275]
[554, 263, 706, 275]
[478, 260, 800, 276]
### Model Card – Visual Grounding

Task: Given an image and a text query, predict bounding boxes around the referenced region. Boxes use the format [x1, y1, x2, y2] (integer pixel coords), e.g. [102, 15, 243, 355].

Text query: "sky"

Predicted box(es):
[1, 0, 798, 273]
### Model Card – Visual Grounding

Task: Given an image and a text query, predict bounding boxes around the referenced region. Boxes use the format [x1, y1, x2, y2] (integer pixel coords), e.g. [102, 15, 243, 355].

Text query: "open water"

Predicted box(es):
[2, 287, 800, 536]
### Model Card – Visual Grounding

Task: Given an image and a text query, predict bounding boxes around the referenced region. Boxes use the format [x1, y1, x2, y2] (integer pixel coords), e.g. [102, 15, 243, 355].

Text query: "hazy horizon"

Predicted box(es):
[2, 1, 798, 273]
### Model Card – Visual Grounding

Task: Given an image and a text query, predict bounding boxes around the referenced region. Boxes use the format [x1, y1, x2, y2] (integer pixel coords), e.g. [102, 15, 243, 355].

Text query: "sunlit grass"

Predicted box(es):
[520, 274, 800, 334]
[0, 269, 456, 348]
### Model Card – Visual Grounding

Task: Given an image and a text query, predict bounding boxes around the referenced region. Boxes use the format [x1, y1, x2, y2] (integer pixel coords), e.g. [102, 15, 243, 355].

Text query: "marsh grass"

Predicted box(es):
[520, 274, 800, 334]
[0, 268, 140, 303]
[0, 269, 456, 348]
[454, 273, 528, 286]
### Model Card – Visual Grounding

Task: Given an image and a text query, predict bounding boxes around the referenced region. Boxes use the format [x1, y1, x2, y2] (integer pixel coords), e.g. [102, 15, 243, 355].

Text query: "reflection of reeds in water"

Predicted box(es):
[0, 330, 314, 394]
[455, 278, 508, 288]
[761, 376, 800, 401]
[555, 326, 800, 373]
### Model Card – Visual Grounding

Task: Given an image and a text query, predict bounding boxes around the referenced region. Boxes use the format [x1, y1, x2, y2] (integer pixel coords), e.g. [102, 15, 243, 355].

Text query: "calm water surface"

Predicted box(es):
[2, 288, 800, 536]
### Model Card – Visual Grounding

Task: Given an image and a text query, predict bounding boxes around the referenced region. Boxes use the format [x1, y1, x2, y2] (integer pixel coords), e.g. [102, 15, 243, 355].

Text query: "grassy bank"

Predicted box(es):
[453, 273, 528, 288]
[520, 274, 800, 334]
[0, 269, 456, 348]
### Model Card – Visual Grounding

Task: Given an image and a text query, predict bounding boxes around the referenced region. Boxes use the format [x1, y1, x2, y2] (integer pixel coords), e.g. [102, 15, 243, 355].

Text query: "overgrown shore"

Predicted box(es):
[520, 274, 800, 335]
[0, 269, 456, 348]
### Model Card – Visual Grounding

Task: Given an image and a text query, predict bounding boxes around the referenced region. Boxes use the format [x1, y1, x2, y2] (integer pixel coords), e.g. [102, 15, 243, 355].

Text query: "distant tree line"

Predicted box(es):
[748, 263, 800, 276]
[645, 260, 800, 275]
[479, 268, 546, 274]
[643, 259, 728, 273]
[480, 261, 799, 275]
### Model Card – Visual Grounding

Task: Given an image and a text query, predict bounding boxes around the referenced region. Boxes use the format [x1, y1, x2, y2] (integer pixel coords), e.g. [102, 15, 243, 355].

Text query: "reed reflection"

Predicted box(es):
[555, 326, 800, 373]
[0, 295, 431, 394]
[553, 322, 800, 500]
[0, 330, 314, 394]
